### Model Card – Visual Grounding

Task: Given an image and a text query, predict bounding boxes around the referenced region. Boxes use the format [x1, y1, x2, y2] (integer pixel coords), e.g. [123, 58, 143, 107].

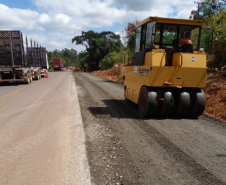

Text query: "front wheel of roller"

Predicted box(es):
[138, 87, 158, 117]
[190, 89, 206, 117]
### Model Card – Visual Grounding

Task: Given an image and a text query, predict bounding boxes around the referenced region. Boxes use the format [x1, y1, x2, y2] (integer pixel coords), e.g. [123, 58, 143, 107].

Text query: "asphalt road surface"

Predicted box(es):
[0, 72, 91, 185]
[0, 71, 226, 185]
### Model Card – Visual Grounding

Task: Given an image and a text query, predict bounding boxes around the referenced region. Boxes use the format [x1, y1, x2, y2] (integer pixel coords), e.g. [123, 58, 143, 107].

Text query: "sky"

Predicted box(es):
[0, 0, 198, 53]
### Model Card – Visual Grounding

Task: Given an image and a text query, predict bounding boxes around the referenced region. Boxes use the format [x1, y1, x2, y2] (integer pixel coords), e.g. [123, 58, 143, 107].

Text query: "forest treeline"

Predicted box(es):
[47, 48, 79, 69]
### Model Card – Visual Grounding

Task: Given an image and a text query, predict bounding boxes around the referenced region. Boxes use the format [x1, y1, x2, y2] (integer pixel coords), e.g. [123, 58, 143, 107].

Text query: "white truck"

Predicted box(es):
[0, 31, 32, 84]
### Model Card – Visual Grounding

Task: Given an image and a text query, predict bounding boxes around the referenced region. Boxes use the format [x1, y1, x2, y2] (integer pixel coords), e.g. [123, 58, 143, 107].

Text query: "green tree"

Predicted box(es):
[122, 20, 140, 65]
[99, 51, 121, 70]
[72, 31, 122, 71]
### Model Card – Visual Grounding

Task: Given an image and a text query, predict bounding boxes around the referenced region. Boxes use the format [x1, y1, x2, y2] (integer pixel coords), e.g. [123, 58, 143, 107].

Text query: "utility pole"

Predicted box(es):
[194, 1, 202, 19]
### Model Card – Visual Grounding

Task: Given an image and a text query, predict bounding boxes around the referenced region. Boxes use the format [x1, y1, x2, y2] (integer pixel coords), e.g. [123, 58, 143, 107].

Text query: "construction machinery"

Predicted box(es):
[73, 65, 79, 71]
[122, 17, 213, 117]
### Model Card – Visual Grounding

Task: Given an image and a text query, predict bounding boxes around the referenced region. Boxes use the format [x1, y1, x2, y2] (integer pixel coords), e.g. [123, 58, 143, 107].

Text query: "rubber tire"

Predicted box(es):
[30, 75, 33, 83]
[138, 87, 158, 117]
[174, 92, 190, 116]
[35, 74, 39, 80]
[25, 75, 30, 84]
[160, 92, 174, 117]
[190, 89, 206, 117]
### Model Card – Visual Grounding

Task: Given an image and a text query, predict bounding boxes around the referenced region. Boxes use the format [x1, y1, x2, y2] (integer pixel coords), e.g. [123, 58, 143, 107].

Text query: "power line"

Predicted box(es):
[177, 3, 194, 19]
[177, 3, 193, 17]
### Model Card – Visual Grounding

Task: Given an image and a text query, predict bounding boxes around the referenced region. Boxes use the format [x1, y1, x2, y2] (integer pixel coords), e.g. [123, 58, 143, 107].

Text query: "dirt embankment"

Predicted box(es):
[93, 68, 226, 122]
[205, 72, 226, 121]
[93, 67, 123, 84]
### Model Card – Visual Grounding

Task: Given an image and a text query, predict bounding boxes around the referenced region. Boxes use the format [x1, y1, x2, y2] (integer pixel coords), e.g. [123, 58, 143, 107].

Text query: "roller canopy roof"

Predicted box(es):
[136, 17, 205, 28]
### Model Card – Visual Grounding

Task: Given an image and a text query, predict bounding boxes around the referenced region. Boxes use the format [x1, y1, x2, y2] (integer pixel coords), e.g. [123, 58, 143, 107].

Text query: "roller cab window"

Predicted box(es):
[162, 24, 177, 48]
[134, 17, 213, 55]
[135, 27, 142, 53]
[145, 21, 156, 50]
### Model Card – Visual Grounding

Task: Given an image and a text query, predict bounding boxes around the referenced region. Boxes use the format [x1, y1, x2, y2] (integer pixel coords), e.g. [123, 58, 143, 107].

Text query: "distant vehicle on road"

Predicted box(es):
[52, 59, 63, 71]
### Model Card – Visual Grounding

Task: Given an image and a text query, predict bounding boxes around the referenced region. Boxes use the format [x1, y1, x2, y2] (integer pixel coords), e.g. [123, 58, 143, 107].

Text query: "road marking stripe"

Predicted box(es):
[0, 86, 28, 100]
[0, 79, 44, 102]
[31, 81, 41, 86]
[0, 92, 19, 102]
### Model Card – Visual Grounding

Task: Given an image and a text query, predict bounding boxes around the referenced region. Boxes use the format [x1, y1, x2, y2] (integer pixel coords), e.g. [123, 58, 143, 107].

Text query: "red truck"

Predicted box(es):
[52, 59, 63, 71]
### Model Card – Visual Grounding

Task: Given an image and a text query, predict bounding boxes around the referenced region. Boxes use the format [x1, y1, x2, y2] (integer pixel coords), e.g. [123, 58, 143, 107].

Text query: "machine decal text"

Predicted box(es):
[189, 57, 197, 62]
[139, 69, 149, 77]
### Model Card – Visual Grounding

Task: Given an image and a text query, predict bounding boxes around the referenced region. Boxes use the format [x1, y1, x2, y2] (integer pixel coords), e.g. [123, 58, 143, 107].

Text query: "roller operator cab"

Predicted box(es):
[123, 17, 213, 117]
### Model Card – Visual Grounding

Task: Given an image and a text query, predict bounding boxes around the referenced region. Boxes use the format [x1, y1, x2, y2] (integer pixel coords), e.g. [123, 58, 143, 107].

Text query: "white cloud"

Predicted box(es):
[0, 4, 8, 10]
[0, 0, 197, 52]
[0, 4, 39, 30]
[24, 31, 86, 52]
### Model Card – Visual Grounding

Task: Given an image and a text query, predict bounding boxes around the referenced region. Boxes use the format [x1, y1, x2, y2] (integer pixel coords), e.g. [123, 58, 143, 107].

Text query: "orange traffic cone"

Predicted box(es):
[46, 72, 49, 78]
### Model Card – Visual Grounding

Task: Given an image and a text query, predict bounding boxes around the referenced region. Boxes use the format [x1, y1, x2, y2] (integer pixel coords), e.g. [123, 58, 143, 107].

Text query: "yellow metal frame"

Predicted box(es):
[123, 51, 207, 103]
[136, 16, 204, 28]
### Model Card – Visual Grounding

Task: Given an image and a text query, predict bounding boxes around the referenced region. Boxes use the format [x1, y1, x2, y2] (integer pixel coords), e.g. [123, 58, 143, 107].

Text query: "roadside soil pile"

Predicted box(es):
[205, 72, 226, 121]
[93, 69, 226, 121]
[93, 67, 123, 84]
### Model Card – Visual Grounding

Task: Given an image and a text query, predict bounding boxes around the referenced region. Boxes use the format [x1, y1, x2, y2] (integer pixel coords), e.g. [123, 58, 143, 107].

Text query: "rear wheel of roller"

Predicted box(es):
[160, 92, 174, 117]
[190, 89, 206, 117]
[174, 91, 190, 116]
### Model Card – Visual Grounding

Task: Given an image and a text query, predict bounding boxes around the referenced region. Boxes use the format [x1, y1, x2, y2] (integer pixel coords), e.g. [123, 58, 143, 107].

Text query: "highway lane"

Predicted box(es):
[0, 72, 91, 185]
[0, 72, 56, 97]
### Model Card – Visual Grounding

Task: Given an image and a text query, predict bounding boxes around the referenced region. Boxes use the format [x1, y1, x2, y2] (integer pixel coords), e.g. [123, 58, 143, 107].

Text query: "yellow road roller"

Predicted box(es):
[122, 17, 213, 117]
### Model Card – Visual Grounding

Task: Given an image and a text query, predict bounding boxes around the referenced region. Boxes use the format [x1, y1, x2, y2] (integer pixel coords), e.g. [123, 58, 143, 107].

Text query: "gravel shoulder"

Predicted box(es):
[74, 71, 226, 185]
